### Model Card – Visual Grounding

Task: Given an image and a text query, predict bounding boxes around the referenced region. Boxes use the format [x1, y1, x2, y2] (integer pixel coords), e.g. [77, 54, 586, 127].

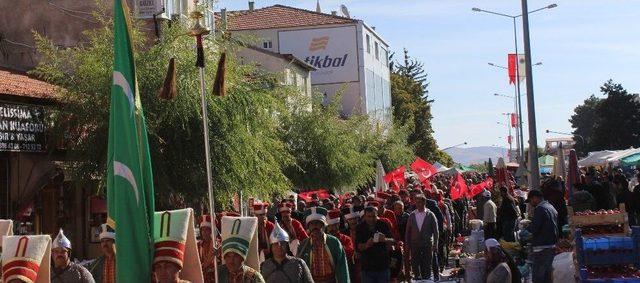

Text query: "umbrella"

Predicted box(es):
[556, 142, 566, 179]
[375, 160, 389, 192]
[496, 157, 507, 186]
[566, 149, 579, 202]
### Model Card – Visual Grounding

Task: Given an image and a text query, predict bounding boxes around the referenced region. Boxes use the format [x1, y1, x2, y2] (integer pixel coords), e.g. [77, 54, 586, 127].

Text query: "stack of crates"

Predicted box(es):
[575, 227, 640, 282]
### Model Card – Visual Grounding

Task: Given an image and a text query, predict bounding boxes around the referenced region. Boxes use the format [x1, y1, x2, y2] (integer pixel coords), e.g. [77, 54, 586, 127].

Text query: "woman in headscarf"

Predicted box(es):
[484, 239, 521, 283]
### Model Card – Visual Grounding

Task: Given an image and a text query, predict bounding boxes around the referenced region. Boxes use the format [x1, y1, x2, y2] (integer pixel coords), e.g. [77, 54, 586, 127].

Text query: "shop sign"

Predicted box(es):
[0, 103, 46, 152]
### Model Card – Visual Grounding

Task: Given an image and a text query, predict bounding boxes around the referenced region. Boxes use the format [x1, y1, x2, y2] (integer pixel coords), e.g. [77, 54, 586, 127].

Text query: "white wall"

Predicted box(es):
[359, 22, 392, 124]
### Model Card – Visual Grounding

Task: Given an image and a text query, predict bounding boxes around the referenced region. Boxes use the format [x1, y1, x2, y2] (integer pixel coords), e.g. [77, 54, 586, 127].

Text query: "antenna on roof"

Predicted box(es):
[316, 0, 321, 13]
[340, 4, 350, 18]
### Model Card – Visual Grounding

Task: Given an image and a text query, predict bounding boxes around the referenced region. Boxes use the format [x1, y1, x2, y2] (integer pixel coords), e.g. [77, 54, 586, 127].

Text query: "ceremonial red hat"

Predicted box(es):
[278, 202, 293, 213]
[327, 209, 341, 225]
[252, 202, 269, 215]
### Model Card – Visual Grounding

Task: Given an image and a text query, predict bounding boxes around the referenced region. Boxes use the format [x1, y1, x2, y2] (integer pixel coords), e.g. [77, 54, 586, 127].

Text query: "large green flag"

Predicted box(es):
[106, 0, 155, 282]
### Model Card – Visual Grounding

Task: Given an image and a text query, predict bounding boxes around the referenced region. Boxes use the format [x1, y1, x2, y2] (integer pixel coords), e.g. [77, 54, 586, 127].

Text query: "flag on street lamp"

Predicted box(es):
[107, 0, 155, 281]
[511, 113, 517, 128]
[508, 54, 517, 84]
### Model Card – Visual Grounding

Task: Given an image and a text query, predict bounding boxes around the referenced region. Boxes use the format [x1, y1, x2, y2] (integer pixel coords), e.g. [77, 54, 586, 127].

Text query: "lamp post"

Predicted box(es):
[498, 117, 513, 161]
[473, 3, 557, 189]
[442, 142, 468, 151]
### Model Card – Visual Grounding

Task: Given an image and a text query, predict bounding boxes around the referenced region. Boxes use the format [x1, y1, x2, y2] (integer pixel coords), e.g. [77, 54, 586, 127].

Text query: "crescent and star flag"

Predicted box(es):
[107, 0, 155, 281]
[469, 177, 494, 198]
[411, 158, 438, 181]
[449, 172, 468, 200]
[384, 166, 406, 191]
[510, 113, 517, 128]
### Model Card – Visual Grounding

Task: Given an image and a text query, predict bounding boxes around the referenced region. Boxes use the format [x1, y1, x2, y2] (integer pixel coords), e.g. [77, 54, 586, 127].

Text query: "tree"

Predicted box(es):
[569, 95, 601, 155]
[391, 48, 453, 166]
[570, 80, 640, 154]
[280, 93, 414, 192]
[32, 13, 293, 210]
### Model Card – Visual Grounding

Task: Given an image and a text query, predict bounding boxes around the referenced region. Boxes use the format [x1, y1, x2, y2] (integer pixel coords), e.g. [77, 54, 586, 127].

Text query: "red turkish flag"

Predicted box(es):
[411, 158, 438, 181]
[449, 172, 468, 200]
[384, 166, 406, 191]
[508, 54, 517, 85]
[511, 113, 517, 127]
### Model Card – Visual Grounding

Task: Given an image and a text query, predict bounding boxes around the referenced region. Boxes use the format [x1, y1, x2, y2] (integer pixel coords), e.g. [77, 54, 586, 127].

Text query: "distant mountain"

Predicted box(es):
[444, 146, 508, 165]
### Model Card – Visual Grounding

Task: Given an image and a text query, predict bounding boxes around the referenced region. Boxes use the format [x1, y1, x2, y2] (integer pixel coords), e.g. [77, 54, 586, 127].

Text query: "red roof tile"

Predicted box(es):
[0, 67, 58, 100]
[219, 5, 357, 31]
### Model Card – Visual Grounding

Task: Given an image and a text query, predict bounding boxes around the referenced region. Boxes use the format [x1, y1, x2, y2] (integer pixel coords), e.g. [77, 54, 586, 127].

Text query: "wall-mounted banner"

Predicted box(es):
[0, 103, 46, 152]
[279, 26, 358, 84]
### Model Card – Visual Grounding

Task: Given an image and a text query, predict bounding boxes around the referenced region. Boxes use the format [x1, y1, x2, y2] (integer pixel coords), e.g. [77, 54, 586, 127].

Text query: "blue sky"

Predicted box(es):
[216, 0, 640, 149]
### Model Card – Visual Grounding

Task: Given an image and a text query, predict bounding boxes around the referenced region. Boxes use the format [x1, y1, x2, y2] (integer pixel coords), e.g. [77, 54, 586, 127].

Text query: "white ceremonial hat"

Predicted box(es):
[153, 208, 203, 283]
[99, 223, 115, 241]
[2, 235, 51, 283]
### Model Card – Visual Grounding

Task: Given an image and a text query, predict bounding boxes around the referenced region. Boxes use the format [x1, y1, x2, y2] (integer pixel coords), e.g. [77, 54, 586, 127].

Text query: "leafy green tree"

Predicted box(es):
[570, 80, 640, 154]
[32, 14, 293, 210]
[280, 93, 413, 192]
[569, 95, 601, 155]
[391, 48, 453, 166]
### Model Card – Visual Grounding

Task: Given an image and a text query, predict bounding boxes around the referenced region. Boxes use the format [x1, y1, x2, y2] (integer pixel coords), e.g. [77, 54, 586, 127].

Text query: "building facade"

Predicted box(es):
[222, 4, 392, 124]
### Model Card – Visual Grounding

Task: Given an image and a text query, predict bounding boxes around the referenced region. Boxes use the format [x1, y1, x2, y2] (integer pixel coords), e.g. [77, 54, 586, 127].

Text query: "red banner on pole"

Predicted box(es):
[508, 54, 517, 85]
[511, 113, 517, 127]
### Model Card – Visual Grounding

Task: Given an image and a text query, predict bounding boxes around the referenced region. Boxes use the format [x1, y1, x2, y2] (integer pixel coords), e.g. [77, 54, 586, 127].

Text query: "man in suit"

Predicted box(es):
[404, 194, 439, 281]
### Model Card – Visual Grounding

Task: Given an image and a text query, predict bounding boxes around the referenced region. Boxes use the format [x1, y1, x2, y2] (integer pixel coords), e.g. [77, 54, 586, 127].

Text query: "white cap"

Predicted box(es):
[52, 229, 71, 250]
[482, 190, 492, 198]
[485, 238, 499, 250]
[99, 223, 116, 241]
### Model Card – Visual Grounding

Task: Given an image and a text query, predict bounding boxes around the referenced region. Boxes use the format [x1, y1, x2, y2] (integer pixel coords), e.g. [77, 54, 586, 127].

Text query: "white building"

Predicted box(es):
[220, 4, 392, 124]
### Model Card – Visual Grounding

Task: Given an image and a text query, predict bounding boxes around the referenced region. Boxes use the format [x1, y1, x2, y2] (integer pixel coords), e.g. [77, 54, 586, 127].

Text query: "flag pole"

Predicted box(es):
[189, 9, 218, 283]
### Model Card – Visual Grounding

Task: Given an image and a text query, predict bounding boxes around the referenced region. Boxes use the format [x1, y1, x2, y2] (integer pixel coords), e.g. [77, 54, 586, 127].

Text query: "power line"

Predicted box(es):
[47, 1, 98, 23]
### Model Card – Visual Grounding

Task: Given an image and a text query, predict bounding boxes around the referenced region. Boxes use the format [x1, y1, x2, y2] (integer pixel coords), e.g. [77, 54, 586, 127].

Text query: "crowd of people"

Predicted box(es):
[2, 165, 639, 283]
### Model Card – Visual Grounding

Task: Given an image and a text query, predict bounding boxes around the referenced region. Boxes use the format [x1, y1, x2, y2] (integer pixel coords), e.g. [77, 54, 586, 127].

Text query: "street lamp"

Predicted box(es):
[473, 3, 557, 189]
[442, 142, 468, 151]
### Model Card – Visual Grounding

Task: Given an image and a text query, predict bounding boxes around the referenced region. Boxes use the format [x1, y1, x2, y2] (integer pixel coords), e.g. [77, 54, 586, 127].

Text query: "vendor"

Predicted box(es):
[484, 239, 521, 283]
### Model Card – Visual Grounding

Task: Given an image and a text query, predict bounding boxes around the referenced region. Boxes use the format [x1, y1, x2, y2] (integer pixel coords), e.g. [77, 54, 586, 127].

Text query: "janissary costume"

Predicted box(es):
[296, 207, 350, 283]
[259, 221, 313, 283]
[253, 201, 274, 261]
[86, 224, 116, 283]
[198, 215, 216, 282]
[153, 208, 204, 283]
[2, 234, 51, 283]
[218, 216, 265, 283]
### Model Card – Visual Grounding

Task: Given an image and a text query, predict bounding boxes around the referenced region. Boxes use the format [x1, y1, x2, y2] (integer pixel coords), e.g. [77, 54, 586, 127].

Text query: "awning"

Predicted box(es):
[621, 152, 640, 167]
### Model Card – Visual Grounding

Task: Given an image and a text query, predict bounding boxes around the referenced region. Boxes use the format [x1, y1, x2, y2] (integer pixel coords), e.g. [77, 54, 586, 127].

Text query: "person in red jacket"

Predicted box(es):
[278, 202, 309, 243]
[375, 192, 401, 241]
[254, 201, 275, 259]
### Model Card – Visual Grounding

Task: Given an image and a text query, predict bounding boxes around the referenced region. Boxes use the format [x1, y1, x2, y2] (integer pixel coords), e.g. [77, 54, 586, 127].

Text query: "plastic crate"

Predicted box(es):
[575, 227, 640, 268]
[580, 269, 640, 283]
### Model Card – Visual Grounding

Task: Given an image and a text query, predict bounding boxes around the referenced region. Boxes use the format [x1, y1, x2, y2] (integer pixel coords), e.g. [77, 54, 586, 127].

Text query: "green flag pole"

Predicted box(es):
[107, 0, 155, 281]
